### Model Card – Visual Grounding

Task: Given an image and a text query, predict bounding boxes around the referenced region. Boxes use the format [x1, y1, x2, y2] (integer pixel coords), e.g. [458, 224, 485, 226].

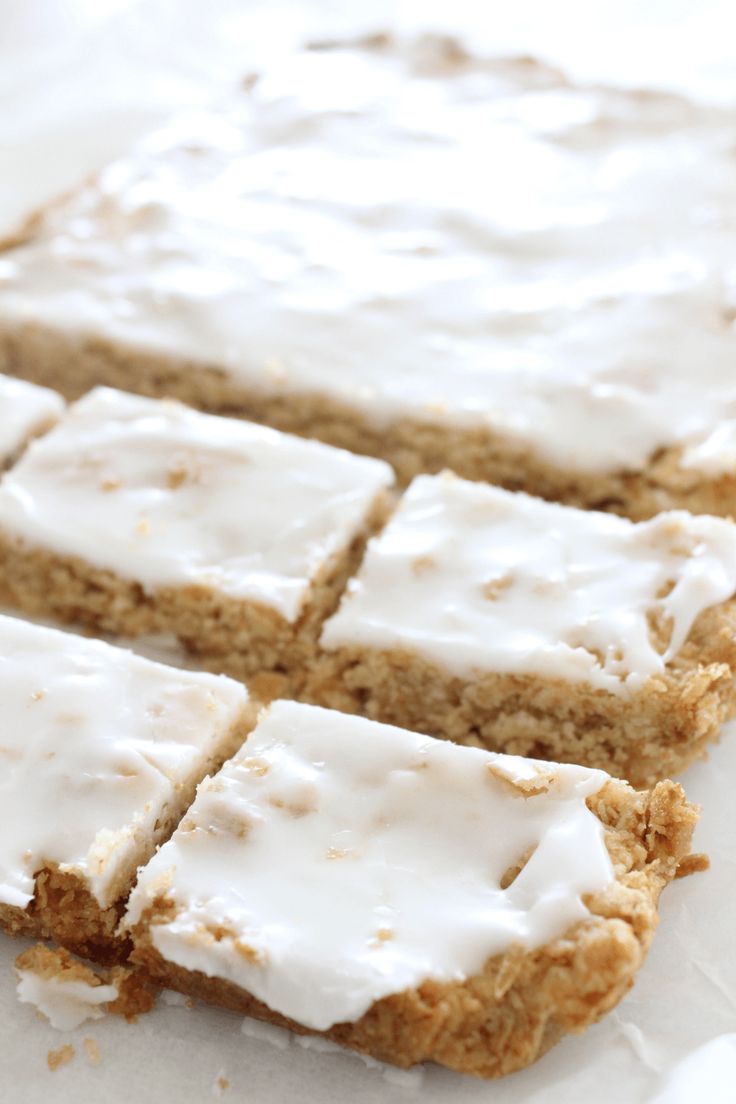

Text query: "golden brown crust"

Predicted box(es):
[1, 321, 734, 518]
[128, 778, 700, 1078]
[15, 943, 156, 1020]
[0, 490, 390, 698]
[0, 705, 253, 964]
[305, 601, 736, 787]
[16, 942, 105, 984]
[0, 867, 127, 965]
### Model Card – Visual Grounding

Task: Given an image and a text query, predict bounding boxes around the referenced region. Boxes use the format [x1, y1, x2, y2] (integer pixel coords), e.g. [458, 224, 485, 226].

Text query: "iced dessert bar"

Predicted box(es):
[125, 700, 699, 1077]
[312, 474, 736, 784]
[0, 387, 393, 696]
[0, 614, 252, 962]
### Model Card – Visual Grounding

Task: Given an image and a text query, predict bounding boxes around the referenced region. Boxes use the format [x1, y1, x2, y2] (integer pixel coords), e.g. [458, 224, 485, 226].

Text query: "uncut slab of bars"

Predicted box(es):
[0, 37, 735, 516]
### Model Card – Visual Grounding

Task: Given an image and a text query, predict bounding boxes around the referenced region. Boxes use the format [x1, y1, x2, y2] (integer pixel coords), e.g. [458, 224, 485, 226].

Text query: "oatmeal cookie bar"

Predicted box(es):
[311, 474, 736, 785]
[0, 387, 393, 697]
[0, 37, 735, 516]
[0, 614, 252, 963]
[125, 700, 700, 1078]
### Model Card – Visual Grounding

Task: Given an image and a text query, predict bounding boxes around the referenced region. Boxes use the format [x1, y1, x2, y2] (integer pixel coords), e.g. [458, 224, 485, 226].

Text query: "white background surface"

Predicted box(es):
[1, 2, 736, 1100]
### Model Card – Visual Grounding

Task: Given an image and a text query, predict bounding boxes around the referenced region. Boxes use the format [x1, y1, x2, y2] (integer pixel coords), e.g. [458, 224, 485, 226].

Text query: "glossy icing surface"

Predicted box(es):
[0, 387, 392, 621]
[0, 614, 248, 909]
[1, 38, 736, 474]
[126, 700, 612, 1030]
[0, 372, 63, 463]
[321, 474, 736, 692]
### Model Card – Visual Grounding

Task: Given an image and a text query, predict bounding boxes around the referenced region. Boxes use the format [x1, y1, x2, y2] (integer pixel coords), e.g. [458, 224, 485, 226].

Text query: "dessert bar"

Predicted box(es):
[312, 474, 736, 784]
[0, 614, 251, 962]
[126, 700, 699, 1078]
[0, 386, 393, 697]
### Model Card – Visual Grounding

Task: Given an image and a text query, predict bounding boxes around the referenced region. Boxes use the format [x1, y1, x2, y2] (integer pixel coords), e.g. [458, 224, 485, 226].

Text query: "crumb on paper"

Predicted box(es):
[83, 1037, 101, 1066]
[108, 965, 158, 1021]
[214, 1072, 230, 1096]
[160, 988, 194, 1009]
[16, 945, 118, 1031]
[15, 944, 156, 1030]
[47, 1044, 75, 1071]
[676, 852, 710, 878]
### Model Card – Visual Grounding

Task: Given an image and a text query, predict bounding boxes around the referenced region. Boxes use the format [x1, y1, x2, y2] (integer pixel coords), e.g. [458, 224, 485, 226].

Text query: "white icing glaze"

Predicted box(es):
[680, 421, 736, 476]
[125, 700, 613, 1031]
[0, 612, 248, 909]
[321, 473, 736, 693]
[0, 387, 392, 622]
[0, 372, 63, 464]
[1, 39, 736, 475]
[15, 969, 118, 1031]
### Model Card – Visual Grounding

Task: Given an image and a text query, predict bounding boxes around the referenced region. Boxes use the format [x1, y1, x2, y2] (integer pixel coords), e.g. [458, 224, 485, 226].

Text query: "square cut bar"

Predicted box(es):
[0, 386, 393, 697]
[311, 474, 736, 786]
[2, 36, 736, 517]
[125, 700, 700, 1079]
[0, 372, 63, 467]
[0, 614, 252, 963]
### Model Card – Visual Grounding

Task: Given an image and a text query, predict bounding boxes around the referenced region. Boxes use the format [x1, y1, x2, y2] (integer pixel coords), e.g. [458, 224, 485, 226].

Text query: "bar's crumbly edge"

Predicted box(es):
[124, 776, 702, 1078]
[0, 322, 733, 519]
[305, 599, 736, 787]
[0, 487, 393, 703]
[15, 942, 157, 1023]
[0, 698, 255, 964]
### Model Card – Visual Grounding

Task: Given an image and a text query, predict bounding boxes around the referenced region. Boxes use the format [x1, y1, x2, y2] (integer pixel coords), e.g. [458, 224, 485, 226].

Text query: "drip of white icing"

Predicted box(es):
[126, 700, 613, 1031]
[0, 373, 63, 463]
[0, 387, 393, 622]
[680, 421, 736, 476]
[0, 613, 248, 909]
[321, 473, 736, 694]
[16, 969, 118, 1031]
[1, 40, 736, 474]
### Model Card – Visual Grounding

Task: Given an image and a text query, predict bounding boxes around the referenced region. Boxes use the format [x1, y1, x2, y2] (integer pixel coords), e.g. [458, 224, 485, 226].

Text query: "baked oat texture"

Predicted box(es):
[0, 706, 252, 965]
[306, 600, 736, 788]
[1, 322, 734, 519]
[1, 867, 130, 966]
[129, 777, 702, 1079]
[0, 493, 388, 702]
